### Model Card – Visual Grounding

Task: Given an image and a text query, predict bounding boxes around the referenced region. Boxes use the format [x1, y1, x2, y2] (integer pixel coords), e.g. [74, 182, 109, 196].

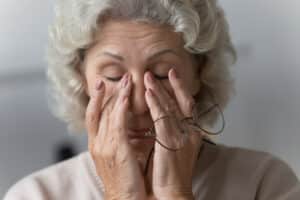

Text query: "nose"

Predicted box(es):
[129, 73, 148, 115]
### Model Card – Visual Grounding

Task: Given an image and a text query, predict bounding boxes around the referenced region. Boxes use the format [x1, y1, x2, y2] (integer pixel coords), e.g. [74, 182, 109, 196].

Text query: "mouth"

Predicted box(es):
[128, 128, 153, 139]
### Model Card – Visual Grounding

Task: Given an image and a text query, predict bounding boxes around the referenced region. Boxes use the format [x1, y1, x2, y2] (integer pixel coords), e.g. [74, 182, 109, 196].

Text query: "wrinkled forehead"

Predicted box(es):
[98, 19, 181, 41]
[92, 19, 187, 56]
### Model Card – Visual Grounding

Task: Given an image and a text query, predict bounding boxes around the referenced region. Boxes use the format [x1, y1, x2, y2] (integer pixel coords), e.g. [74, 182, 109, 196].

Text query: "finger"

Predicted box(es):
[98, 72, 129, 126]
[146, 88, 186, 151]
[95, 93, 118, 148]
[98, 74, 130, 144]
[145, 88, 171, 141]
[189, 130, 203, 147]
[168, 68, 195, 117]
[85, 80, 105, 140]
[144, 72, 181, 117]
[145, 88, 166, 118]
[113, 74, 132, 135]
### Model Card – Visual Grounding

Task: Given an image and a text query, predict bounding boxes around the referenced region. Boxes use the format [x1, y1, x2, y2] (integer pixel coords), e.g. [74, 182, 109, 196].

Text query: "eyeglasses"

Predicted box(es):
[99, 85, 225, 152]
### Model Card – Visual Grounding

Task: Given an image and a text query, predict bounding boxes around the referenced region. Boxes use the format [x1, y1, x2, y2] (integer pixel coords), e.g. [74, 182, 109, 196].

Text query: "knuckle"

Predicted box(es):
[90, 92, 99, 100]
[85, 113, 99, 131]
[92, 87, 105, 98]
[91, 143, 102, 156]
[165, 104, 173, 113]
[101, 148, 115, 160]
[157, 110, 167, 119]
[86, 103, 96, 119]
[93, 144, 115, 160]
[89, 136, 116, 160]
[111, 125, 123, 136]
[87, 112, 97, 124]
[165, 104, 171, 112]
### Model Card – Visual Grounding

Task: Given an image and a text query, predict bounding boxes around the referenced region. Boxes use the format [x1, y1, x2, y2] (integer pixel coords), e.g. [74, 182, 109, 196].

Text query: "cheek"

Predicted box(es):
[85, 73, 118, 101]
[86, 74, 101, 97]
[161, 76, 198, 100]
[101, 80, 119, 105]
[184, 78, 200, 96]
[180, 69, 200, 95]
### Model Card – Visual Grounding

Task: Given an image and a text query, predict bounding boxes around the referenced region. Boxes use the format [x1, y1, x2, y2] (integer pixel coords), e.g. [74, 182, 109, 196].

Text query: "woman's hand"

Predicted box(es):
[144, 69, 203, 200]
[85, 74, 147, 200]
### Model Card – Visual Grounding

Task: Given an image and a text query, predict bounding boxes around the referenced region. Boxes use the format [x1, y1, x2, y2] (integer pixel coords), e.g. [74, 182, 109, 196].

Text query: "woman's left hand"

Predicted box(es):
[144, 69, 203, 200]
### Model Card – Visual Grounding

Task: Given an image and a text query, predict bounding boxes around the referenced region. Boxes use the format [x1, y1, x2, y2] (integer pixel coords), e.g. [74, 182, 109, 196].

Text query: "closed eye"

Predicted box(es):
[104, 76, 122, 82]
[153, 74, 168, 80]
[104, 74, 168, 82]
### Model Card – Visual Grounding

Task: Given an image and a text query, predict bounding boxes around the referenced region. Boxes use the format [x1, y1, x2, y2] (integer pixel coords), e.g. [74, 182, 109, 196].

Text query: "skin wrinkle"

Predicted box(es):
[93, 22, 186, 67]
[84, 19, 203, 198]
[97, 49, 181, 63]
[86, 18, 200, 144]
[47, 0, 236, 136]
[91, 45, 185, 69]
[96, 20, 175, 43]
[43, 0, 237, 197]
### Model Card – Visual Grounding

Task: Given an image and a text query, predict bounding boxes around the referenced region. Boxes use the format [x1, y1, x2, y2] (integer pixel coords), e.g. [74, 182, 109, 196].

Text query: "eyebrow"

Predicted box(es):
[98, 52, 124, 61]
[97, 49, 180, 62]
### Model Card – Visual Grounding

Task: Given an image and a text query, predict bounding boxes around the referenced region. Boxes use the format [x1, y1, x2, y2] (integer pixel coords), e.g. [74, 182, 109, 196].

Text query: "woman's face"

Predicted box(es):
[82, 19, 201, 153]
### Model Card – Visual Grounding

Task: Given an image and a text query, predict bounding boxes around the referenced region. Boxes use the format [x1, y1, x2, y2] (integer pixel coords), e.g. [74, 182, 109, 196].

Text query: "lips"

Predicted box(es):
[128, 128, 151, 138]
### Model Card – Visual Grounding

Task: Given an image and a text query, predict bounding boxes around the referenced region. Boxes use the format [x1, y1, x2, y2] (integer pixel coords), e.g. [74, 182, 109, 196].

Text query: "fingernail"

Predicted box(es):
[170, 69, 178, 79]
[147, 72, 154, 83]
[122, 74, 129, 88]
[95, 80, 103, 90]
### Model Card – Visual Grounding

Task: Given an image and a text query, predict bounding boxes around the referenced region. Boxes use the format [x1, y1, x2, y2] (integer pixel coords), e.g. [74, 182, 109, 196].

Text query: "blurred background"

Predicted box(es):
[0, 0, 299, 197]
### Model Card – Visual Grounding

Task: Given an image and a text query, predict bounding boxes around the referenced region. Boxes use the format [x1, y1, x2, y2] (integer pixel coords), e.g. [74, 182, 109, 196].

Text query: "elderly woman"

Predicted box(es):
[4, 0, 300, 199]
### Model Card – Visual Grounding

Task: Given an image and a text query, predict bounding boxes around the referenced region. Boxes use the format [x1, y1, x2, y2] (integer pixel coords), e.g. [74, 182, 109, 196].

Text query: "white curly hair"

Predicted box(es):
[46, 0, 236, 134]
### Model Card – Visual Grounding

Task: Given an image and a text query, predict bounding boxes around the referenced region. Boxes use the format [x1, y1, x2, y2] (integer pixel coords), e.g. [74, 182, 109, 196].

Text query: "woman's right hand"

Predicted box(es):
[85, 74, 147, 200]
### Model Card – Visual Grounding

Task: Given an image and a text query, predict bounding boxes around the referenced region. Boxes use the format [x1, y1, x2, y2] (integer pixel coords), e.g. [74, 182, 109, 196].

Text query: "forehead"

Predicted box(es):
[94, 19, 185, 53]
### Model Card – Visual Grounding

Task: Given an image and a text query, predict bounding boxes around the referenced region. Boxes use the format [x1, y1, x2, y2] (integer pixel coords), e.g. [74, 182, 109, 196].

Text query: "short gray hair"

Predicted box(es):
[46, 0, 236, 134]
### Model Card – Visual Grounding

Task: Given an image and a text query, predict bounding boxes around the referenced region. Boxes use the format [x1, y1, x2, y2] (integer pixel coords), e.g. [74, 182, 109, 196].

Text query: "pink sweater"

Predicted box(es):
[4, 142, 300, 199]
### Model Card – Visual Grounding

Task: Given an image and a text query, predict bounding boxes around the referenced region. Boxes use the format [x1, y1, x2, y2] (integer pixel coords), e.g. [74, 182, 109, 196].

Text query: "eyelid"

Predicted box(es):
[99, 64, 125, 82]
[96, 61, 125, 72]
[100, 61, 175, 82]
[104, 74, 168, 82]
[103, 76, 123, 82]
[150, 63, 176, 72]
[150, 63, 175, 81]
[153, 74, 168, 80]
